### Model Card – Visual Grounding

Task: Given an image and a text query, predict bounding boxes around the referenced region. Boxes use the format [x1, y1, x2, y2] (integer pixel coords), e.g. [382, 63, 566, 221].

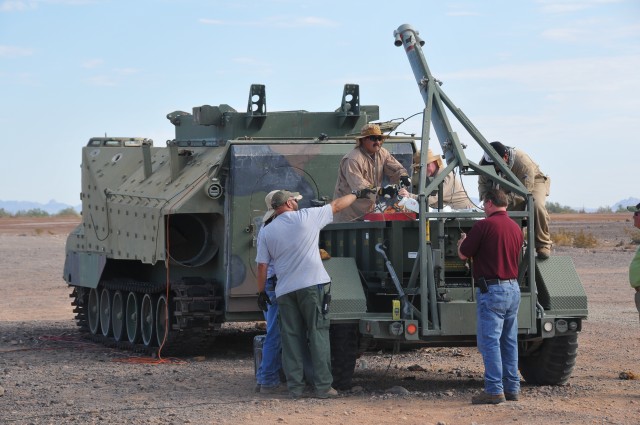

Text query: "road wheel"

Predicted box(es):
[141, 293, 157, 347]
[88, 288, 100, 335]
[330, 323, 358, 390]
[155, 295, 169, 347]
[111, 290, 125, 341]
[99, 288, 112, 337]
[126, 292, 141, 343]
[519, 334, 578, 385]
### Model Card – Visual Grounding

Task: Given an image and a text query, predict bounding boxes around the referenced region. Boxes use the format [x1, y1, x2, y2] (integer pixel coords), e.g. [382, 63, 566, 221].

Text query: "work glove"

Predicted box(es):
[352, 188, 376, 199]
[399, 175, 411, 188]
[378, 184, 398, 199]
[257, 291, 271, 312]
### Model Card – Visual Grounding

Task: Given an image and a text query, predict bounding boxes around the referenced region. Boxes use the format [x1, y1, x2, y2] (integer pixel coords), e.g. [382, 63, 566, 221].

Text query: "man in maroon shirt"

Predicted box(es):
[458, 188, 524, 404]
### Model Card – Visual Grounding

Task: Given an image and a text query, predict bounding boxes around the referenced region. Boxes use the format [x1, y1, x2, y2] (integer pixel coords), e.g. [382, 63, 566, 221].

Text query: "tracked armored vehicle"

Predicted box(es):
[64, 24, 587, 388]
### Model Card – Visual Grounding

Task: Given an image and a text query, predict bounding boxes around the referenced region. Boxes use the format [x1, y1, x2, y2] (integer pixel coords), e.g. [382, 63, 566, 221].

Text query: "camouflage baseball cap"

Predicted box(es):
[262, 190, 280, 222]
[270, 190, 302, 209]
[627, 202, 640, 212]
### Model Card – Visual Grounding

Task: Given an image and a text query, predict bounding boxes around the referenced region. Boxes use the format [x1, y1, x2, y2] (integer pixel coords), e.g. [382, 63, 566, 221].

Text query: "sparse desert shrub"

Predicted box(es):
[34, 228, 44, 235]
[551, 229, 574, 247]
[573, 230, 597, 248]
[551, 229, 598, 248]
[0, 208, 10, 218]
[624, 228, 640, 244]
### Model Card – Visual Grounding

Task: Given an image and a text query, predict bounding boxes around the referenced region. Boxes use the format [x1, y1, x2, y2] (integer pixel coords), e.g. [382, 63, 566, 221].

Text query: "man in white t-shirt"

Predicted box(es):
[256, 188, 370, 399]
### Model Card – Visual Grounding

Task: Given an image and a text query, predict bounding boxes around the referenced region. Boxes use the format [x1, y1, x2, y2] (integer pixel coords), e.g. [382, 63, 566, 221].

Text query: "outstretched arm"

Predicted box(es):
[330, 193, 357, 215]
[330, 188, 377, 214]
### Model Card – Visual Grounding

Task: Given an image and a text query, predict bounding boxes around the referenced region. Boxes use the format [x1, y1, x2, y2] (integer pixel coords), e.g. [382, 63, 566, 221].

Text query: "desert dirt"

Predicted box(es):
[0, 214, 639, 425]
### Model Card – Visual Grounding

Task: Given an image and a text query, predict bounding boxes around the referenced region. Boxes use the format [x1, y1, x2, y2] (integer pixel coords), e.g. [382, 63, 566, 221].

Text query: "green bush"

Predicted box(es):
[56, 207, 80, 217]
[0, 208, 10, 218]
[14, 208, 49, 217]
[546, 202, 577, 214]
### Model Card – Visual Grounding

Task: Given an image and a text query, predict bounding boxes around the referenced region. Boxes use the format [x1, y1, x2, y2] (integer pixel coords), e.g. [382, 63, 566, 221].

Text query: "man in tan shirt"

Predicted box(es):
[398, 148, 474, 209]
[479, 141, 552, 259]
[332, 124, 410, 222]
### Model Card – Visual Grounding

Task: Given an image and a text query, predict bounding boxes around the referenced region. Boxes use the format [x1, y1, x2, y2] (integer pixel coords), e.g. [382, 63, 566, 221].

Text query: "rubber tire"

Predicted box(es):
[519, 334, 578, 385]
[330, 323, 358, 390]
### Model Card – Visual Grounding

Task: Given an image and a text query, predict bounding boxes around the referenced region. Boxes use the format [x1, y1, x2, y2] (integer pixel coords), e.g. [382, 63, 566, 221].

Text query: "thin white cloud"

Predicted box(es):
[198, 18, 224, 25]
[541, 27, 584, 41]
[445, 4, 481, 17]
[231, 57, 273, 74]
[198, 15, 337, 28]
[542, 18, 640, 45]
[285, 16, 336, 27]
[0, 0, 36, 12]
[444, 55, 640, 114]
[0, 45, 33, 57]
[536, 0, 624, 14]
[85, 75, 117, 86]
[81, 58, 103, 69]
[42, 0, 97, 4]
[83, 67, 140, 86]
[114, 67, 139, 75]
[0, 0, 94, 11]
[232, 57, 261, 65]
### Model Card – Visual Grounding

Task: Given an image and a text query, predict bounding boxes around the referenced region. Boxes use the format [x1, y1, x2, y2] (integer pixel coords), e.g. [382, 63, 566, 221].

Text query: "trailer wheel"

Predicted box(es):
[330, 323, 358, 390]
[519, 334, 578, 385]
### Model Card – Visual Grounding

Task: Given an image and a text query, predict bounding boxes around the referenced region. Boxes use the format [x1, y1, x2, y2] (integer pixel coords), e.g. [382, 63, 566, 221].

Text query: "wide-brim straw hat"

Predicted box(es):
[355, 123, 388, 146]
[426, 148, 443, 168]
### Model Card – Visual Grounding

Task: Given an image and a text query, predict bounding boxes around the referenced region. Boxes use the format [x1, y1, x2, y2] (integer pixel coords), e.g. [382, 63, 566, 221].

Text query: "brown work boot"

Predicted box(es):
[536, 246, 551, 259]
[505, 392, 519, 401]
[315, 387, 338, 399]
[260, 383, 287, 394]
[471, 391, 506, 405]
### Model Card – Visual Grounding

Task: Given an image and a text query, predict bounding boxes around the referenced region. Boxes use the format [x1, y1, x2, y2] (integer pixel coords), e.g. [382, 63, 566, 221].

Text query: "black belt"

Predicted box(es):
[485, 278, 516, 286]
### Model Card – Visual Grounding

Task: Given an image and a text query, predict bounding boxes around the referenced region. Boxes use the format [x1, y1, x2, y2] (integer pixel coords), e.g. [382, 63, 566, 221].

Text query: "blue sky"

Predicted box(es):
[1, 0, 638, 209]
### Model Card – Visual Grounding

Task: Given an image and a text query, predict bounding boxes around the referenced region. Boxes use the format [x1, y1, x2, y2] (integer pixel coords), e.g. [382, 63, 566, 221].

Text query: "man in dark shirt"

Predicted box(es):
[458, 188, 524, 405]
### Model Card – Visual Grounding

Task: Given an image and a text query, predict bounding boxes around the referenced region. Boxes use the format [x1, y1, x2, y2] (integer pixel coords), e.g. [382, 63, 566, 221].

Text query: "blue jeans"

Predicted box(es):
[476, 280, 521, 395]
[256, 277, 282, 388]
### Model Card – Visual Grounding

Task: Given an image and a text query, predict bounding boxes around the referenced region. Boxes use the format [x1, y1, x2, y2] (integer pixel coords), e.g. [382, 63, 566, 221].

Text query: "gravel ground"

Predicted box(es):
[0, 216, 639, 425]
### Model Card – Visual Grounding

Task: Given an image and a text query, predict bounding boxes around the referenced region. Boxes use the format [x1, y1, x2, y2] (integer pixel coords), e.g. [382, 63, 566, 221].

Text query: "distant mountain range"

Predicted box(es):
[0, 200, 81, 215]
[0, 197, 638, 215]
[612, 197, 640, 211]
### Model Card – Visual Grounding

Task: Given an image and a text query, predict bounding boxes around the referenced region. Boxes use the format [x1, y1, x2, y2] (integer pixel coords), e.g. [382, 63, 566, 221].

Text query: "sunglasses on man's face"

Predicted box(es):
[367, 135, 384, 142]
